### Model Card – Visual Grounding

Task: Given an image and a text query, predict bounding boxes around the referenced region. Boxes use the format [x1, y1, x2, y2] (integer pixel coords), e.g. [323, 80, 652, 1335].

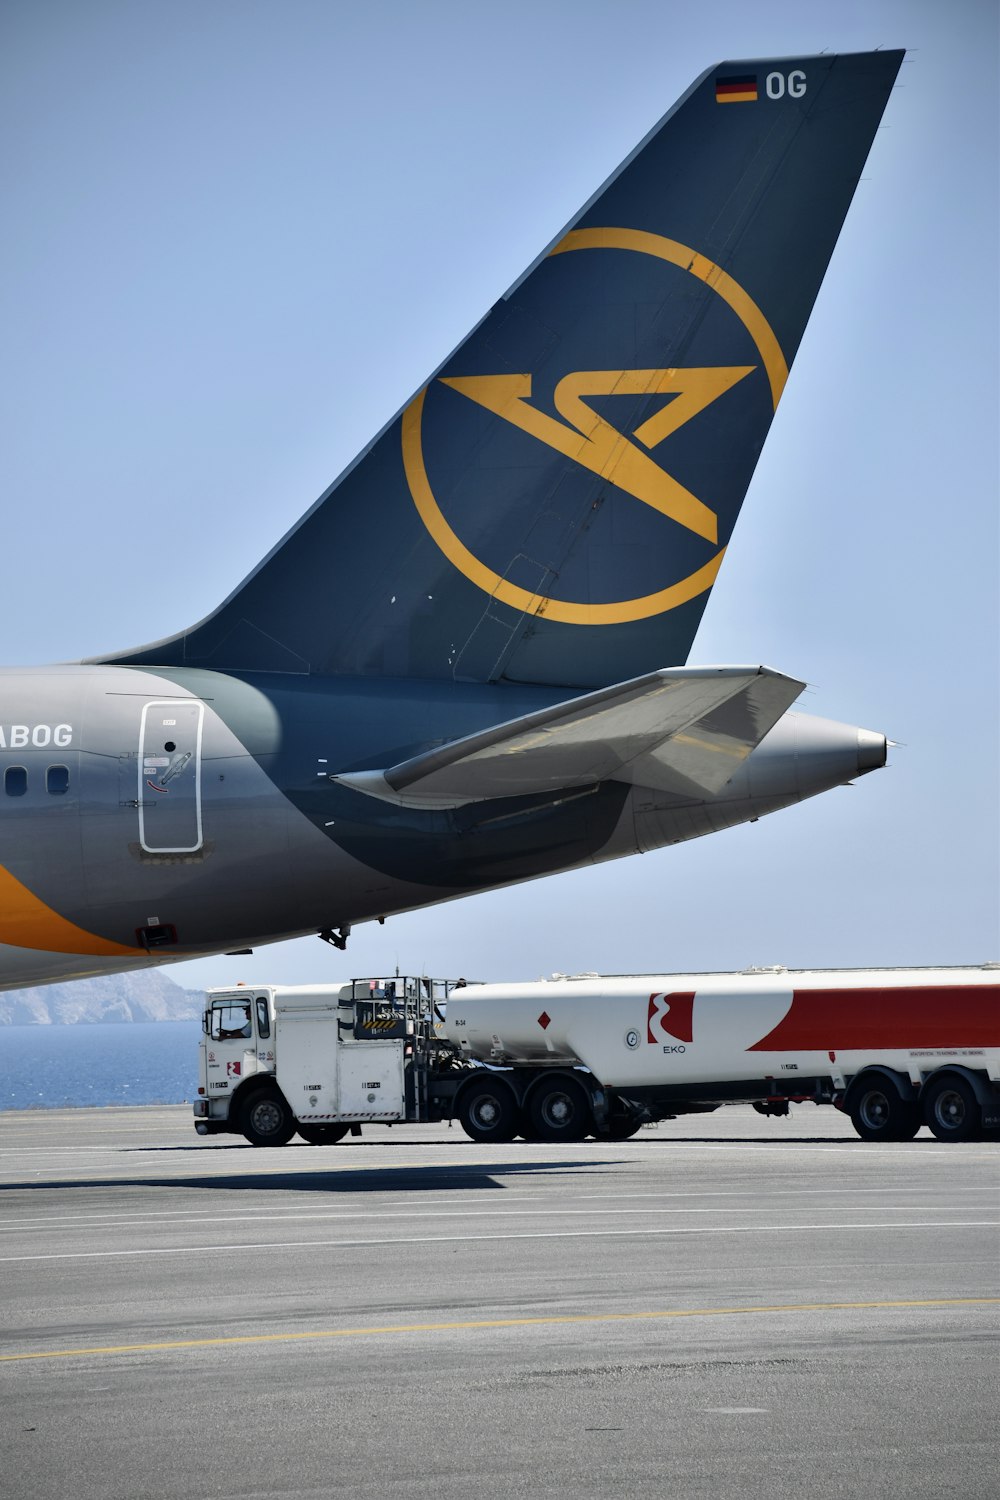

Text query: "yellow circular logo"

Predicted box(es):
[402, 229, 788, 626]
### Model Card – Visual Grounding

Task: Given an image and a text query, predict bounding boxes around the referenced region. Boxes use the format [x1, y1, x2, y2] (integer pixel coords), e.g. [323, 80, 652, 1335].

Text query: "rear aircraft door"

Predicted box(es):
[138, 700, 204, 853]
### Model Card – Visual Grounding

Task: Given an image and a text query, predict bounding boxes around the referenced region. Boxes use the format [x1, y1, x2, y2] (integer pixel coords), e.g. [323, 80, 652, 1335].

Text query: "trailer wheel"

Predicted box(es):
[458, 1079, 519, 1143]
[923, 1074, 982, 1142]
[297, 1123, 351, 1146]
[527, 1076, 593, 1143]
[240, 1086, 296, 1147]
[848, 1078, 920, 1142]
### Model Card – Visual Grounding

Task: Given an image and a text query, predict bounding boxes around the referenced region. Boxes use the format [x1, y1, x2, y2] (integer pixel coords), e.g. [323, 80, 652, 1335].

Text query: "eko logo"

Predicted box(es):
[402, 229, 788, 625]
[647, 992, 695, 1045]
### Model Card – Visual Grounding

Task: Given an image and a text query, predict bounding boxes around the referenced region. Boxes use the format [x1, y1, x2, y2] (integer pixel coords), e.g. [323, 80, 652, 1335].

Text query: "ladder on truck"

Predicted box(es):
[343, 976, 469, 1122]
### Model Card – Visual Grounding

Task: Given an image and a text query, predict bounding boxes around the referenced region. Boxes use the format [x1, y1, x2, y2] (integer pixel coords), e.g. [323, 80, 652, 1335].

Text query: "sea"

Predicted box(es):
[0, 1023, 202, 1111]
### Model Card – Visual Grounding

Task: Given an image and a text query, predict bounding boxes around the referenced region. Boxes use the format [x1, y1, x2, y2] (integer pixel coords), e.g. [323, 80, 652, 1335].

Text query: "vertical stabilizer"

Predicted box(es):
[100, 51, 903, 688]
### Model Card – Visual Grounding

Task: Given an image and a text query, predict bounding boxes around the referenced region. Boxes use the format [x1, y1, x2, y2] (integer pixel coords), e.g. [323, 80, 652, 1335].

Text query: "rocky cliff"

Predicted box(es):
[0, 970, 205, 1025]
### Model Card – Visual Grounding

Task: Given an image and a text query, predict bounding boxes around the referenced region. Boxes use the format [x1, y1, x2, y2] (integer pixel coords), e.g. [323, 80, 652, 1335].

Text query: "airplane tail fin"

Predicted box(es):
[101, 50, 903, 689]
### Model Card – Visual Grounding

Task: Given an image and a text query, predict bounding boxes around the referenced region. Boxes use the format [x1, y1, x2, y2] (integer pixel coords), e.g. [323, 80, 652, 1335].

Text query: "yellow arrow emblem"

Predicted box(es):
[440, 366, 755, 546]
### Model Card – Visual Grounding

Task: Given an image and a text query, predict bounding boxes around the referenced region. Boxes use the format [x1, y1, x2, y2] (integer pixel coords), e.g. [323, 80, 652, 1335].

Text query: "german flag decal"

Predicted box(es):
[716, 76, 758, 103]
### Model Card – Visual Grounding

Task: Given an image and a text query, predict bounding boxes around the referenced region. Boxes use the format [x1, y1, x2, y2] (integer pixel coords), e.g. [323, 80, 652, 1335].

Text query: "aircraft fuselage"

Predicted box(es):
[0, 664, 883, 989]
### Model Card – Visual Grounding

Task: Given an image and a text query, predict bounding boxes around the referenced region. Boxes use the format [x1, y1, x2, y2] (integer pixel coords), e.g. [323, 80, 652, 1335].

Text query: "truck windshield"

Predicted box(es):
[210, 1000, 253, 1041]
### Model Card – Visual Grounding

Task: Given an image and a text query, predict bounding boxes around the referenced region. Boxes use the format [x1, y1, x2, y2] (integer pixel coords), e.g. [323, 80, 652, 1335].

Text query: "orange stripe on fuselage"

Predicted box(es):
[0, 863, 144, 956]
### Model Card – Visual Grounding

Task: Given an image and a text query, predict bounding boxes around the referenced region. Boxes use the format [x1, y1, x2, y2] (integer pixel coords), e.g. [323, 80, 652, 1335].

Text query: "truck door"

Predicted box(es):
[138, 700, 204, 853]
[204, 995, 259, 1103]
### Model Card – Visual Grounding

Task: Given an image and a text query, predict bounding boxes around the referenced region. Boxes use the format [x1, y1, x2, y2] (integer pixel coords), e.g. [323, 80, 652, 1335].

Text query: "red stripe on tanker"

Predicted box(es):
[746, 986, 1000, 1052]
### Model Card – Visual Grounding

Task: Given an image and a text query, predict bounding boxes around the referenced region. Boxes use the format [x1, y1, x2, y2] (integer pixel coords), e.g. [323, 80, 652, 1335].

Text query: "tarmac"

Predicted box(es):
[1, 1103, 997, 1499]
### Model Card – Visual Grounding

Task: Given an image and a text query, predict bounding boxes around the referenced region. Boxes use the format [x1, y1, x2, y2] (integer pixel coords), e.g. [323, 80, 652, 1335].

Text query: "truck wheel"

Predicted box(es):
[923, 1074, 982, 1142]
[297, 1123, 351, 1146]
[240, 1086, 296, 1147]
[606, 1114, 644, 1140]
[848, 1078, 920, 1141]
[458, 1079, 519, 1143]
[527, 1076, 593, 1143]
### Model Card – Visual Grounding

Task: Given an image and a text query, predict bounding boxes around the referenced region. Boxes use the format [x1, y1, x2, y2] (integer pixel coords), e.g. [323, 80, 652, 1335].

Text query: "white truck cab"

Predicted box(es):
[194, 977, 464, 1145]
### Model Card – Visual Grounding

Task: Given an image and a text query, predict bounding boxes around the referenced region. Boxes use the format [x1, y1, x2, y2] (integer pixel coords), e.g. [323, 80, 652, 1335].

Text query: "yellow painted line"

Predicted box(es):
[2, 1298, 997, 1364]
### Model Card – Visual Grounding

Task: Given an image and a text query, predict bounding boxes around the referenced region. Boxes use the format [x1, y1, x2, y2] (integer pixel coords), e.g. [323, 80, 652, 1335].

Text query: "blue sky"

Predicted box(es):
[2, 0, 997, 989]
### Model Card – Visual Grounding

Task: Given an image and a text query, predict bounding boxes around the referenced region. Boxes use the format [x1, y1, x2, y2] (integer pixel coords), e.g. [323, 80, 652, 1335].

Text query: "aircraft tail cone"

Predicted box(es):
[857, 729, 888, 774]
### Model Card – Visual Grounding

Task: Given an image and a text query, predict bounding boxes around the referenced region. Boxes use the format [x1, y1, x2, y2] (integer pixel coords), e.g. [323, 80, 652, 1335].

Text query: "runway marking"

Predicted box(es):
[0, 1184, 991, 1234]
[1, 1220, 997, 1263]
[2, 1297, 997, 1364]
[703, 1407, 769, 1414]
[0, 1141, 977, 1184]
[0, 1134, 979, 1159]
[0, 1140, 965, 1155]
[1, 1202, 992, 1235]
[0, 1182, 995, 1230]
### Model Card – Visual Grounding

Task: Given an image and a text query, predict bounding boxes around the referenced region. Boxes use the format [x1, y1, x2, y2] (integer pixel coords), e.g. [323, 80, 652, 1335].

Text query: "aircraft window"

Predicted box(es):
[4, 767, 27, 797]
[47, 765, 70, 795]
[256, 997, 271, 1039]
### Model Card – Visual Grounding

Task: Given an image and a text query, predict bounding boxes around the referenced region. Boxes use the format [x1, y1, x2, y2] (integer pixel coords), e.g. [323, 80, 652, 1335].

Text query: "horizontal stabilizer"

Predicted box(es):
[333, 666, 804, 808]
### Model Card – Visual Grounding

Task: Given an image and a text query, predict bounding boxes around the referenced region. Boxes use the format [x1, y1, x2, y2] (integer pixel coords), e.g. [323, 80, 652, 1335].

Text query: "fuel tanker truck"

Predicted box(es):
[192, 965, 1000, 1147]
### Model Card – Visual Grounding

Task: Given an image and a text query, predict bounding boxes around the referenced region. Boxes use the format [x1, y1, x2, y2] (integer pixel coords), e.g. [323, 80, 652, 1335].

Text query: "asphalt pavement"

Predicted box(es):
[1, 1104, 997, 1499]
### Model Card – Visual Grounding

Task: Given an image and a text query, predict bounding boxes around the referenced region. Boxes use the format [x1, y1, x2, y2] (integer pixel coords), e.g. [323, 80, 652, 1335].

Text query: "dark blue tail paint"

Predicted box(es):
[101, 51, 903, 690]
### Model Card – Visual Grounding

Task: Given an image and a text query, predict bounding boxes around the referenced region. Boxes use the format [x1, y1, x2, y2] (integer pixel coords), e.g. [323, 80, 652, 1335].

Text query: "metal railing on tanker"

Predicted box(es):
[348, 975, 466, 1039]
[347, 976, 477, 1122]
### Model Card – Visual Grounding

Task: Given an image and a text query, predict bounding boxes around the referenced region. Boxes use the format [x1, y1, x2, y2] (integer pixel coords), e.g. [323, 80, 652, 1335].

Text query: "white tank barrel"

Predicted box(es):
[445, 967, 1000, 1088]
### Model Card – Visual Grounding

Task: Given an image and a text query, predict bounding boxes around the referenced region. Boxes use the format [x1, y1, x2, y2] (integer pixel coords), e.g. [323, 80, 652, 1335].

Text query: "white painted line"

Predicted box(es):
[1, 1184, 991, 1234]
[703, 1407, 769, 1414]
[0, 1148, 192, 1157]
[1, 1220, 997, 1264]
[574, 1185, 993, 1199]
[2, 1202, 991, 1237]
[0, 1196, 539, 1229]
